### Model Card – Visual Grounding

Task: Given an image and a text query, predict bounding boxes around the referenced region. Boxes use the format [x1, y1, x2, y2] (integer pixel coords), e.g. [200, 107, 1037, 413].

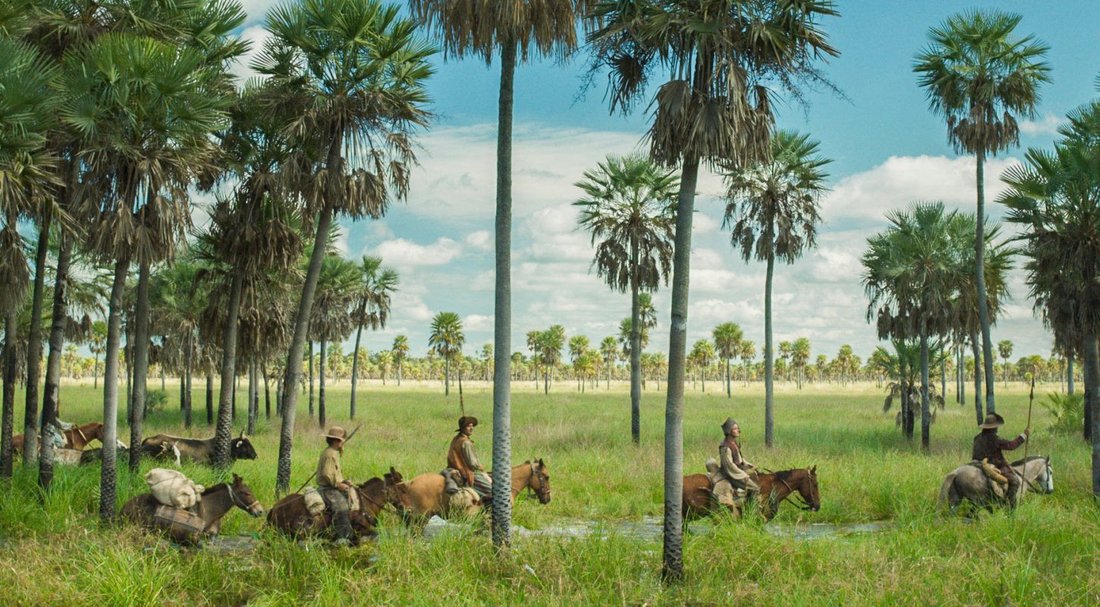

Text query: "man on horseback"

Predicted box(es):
[444, 416, 492, 501]
[971, 413, 1029, 508]
[712, 417, 760, 509]
[317, 426, 355, 544]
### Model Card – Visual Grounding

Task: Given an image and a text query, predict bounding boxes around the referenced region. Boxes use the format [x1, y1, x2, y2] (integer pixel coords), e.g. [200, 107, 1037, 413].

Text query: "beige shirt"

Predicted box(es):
[719, 442, 752, 482]
[316, 446, 344, 488]
[461, 440, 484, 471]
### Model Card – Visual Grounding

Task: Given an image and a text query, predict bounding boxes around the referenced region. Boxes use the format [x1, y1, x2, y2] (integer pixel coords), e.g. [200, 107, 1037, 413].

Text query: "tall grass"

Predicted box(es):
[0, 381, 1097, 605]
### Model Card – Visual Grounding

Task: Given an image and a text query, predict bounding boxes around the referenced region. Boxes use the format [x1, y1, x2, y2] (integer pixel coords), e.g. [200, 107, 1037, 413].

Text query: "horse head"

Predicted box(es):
[231, 433, 258, 460]
[1032, 456, 1054, 494]
[228, 474, 265, 517]
[798, 465, 821, 512]
[383, 467, 411, 512]
[529, 458, 551, 505]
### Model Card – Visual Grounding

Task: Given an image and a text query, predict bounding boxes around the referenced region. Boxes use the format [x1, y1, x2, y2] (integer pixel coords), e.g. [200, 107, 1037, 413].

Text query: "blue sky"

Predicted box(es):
[232, 0, 1100, 365]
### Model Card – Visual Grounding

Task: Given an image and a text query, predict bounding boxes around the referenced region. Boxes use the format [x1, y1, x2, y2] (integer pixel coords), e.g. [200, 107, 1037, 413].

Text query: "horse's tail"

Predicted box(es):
[937, 471, 957, 511]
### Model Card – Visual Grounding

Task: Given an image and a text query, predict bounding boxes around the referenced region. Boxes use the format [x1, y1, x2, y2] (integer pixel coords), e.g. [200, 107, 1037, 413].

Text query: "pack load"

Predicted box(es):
[146, 468, 205, 509]
[301, 486, 326, 516]
[152, 504, 206, 543]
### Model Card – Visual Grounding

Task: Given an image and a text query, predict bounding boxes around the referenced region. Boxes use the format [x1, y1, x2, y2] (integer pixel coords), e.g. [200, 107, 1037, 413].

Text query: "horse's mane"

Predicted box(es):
[201, 483, 228, 496]
[1010, 455, 1047, 466]
[359, 477, 384, 489]
[769, 469, 799, 482]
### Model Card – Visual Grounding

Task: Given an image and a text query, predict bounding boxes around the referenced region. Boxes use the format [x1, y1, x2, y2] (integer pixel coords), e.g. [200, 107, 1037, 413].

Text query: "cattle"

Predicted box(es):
[141, 431, 257, 466]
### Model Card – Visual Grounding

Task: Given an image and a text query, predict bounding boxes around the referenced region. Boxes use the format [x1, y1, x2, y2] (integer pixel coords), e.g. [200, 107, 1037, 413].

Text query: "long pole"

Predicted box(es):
[1023, 376, 1035, 459]
[288, 423, 363, 497]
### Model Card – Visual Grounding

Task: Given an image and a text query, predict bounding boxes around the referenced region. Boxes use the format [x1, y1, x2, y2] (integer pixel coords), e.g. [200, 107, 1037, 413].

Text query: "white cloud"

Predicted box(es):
[1019, 114, 1062, 137]
[464, 230, 492, 251]
[373, 237, 462, 268]
[240, 0, 278, 24]
[230, 25, 271, 86]
[463, 314, 493, 332]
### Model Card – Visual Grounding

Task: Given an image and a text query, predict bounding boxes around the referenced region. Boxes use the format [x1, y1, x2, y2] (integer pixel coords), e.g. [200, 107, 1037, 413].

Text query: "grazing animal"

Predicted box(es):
[404, 459, 551, 525]
[267, 467, 411, 543]
[13, 422, 108, 454]
[120, 474, 265, 543]
[141, 431, 257, 466]
[683, 466, 820, 522]
[939, 456, 1053, 514]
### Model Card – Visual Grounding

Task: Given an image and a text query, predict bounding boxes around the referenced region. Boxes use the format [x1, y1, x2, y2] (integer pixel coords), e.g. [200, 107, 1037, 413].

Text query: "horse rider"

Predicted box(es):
[971, 412, 1029, 508]
[444, 416, 492, 500]
[317, 426, 355, 544]
[712, 417, 760, 509]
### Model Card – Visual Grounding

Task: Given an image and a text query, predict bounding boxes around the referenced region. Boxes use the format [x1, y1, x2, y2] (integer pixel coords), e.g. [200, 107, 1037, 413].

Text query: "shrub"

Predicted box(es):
[1040, 392, 1083, 434]
[146, 389, 169, 413]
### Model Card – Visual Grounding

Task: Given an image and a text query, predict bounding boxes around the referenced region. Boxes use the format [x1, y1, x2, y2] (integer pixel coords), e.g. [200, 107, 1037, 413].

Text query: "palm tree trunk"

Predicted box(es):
[100, 253, 131, 521]
[1068, 353, 1076, 395]
[39, 231, 71, 491]
[920, 326, 931, 452]
[1083, 332, 1100, 495]
[128, 259, 152, 472]
[974, 150, 997, 415]
[725, 357, 731, 398]
[23, 212, 51, 465]
[444, 357, 450, 396]
[318, 338, 327, 429]
[630, 272, 642, 445]
[662, 157, 699, 584]
[956, 344, 963, 404]
[350, 316, 363, 419]
[94, 351, 99, 389]
[183, 331, 193, 428]
[764, 251, 776, 448]
[247, 359, 257, 436]
[939, 343, 946, 411]
[263, 365, 271, 420]
[308, 340, 315, 417]
[491, 37, 516, 549]
[1, 310, 17, 478]
[397, 360, 402, 386]
[212, 268, 244, 469]
[277, 202, 335, 494]
[971, 331, 983, 425]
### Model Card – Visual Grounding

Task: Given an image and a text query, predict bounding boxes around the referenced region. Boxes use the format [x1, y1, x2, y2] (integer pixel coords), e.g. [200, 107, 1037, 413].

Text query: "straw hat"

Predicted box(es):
[978, 413, 1005, 430]
[324, 426, 347, 441]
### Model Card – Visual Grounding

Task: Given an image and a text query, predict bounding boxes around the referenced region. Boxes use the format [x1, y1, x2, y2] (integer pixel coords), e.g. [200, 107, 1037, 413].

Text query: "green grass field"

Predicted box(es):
[1, 380, 1097, 606]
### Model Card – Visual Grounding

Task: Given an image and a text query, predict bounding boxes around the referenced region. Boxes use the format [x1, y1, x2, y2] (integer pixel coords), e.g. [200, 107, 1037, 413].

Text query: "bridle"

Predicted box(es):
[226, 483, 260, 513]
[772, 473, 816, 512]
[524, 463, 551, 503]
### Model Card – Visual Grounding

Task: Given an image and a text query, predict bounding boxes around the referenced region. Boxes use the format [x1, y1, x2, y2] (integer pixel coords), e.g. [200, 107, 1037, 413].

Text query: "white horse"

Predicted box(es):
[939, 456, 1053, 514]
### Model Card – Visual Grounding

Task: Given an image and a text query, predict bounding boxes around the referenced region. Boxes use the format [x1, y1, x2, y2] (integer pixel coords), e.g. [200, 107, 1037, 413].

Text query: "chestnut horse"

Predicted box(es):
[404, 459, 551, 524]
[120, 474, 265, 543]
[682, 466, 820, 521]
[267, 468, 411, 543]
[13, 422, 106, 454]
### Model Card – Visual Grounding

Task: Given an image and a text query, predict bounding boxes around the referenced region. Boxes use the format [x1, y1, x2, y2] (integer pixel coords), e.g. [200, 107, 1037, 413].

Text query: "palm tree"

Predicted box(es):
[914, 9, 1049, 418]
[260, 0, 435, 495]
[998, 339, 1014, 386]
[792, 337, 811, 389]
[410, 0, 592, 548]
[538, 325, 566, 394]
[568, 335, 591, 391]
[150, 261, 207, 428]
[689, 340, 716, 392]
[0, 37, 58, 477]
[599, 336, 618, 389]
[712, 322, 743, 398]
[429, 312, 465, 396]
[576, 154, 677, 442]
[309, 254, 359, 428]
[739, 340, 756, 386]
[862, 203, 977, 450]
[349, 256, 398, 419]
[588, 3, 838, 577]
[88, 320, 107, 388]
[392, 335, 409, 386]
[725, 130, 831, 447]
[1001, 101, 1100, 477]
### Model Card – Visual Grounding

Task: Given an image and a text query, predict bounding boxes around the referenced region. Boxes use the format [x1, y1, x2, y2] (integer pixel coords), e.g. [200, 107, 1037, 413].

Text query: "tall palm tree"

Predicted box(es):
[914, 9, 1049, 418]
[1001, 102, 1100, 486]
[862, 203, 976, 450]
[0, 37, 58, 477]
[739, 339, 755, 386]
[429, 312, 465, 395]
[350, 256, 397, 419]
[576, 154, 677, 443]
[792, 337, 811, 389]
[259, 0, 435, 495]
[538, 324, 566, 394]
[712, 322, 743, 398]
[599, 335, 618, 389]
[724, 130, 831, 448]
[568, 334, 591, 391]
[689, 339, 716, 392]
[410, 0, 592, 547]
[998, 339, 1014, 386]
[588, 3, 838, 578]
[392, 335, 409, 386]
[309, 254, 359, 428]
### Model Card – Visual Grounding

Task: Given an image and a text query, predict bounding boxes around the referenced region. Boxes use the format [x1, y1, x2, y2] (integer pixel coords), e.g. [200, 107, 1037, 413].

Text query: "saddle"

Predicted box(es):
[974, 458, 1009, 499]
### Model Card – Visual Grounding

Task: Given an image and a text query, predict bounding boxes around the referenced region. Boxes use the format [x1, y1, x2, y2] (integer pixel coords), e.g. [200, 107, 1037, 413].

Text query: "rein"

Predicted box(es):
[775, 476, 814, 511]
[226, 484, 259, 512]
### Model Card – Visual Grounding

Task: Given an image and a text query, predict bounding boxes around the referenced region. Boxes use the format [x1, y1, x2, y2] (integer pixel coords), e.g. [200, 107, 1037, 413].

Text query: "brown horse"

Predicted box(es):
[682, 466, 820, 522]
[404, 459, 551, 524]
[266, 468, 411, 543]
[13, 421, 106, 454]
[120, 474, 265, 543]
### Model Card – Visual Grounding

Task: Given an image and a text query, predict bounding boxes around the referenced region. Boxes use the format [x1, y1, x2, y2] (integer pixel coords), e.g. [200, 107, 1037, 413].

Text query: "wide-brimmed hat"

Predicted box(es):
[721, 417, 738, 435]
[325, 426, 347, 441]
[978, 413, 1005, 430]
[457, 416, 479, 431]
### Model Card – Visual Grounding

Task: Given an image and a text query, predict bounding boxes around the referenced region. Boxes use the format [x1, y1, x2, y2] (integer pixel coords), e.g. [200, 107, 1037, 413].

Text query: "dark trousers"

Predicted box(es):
[320, 487, 353, 540]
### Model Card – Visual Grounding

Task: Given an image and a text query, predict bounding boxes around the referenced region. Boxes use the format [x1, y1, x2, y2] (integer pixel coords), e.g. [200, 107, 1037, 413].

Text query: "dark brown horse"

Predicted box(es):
[267, 468, 411, 543]
[683, 466, 820, 521]
[120, 474, 265, 543]
[13, 421, 106, 454]
[404, 459, 551, 524]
